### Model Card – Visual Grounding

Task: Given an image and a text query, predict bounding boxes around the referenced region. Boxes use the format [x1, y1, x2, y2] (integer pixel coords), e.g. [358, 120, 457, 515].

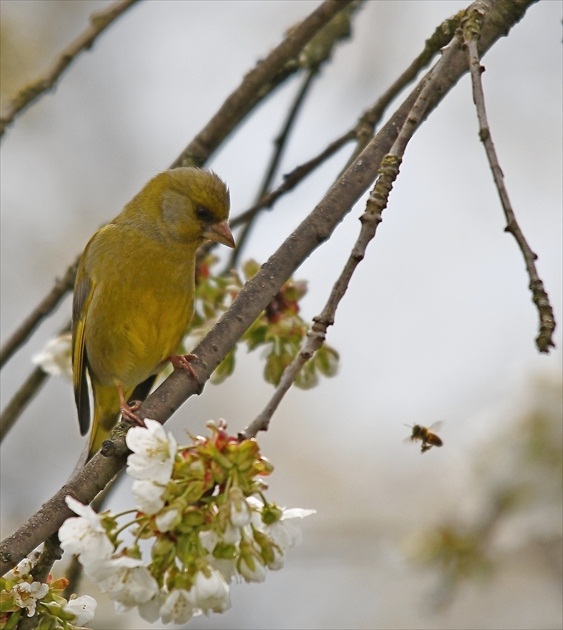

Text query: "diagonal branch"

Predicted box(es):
[171, 0, 355, 169]
[240, 25, 465, 439]
[0, 0, 141, 138]
[346, 7, 464, 166]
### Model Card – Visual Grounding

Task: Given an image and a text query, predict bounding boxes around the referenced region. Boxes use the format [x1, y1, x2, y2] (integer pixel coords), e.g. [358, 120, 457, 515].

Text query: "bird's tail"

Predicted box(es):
[87, 384, 122, 460]
[88, 374, 158, 460]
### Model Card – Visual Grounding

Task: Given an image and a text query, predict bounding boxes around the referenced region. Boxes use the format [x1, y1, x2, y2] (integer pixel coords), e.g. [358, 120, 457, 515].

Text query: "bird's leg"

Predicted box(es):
[169, 353, 202, 393]
[117, 383, 145, 426]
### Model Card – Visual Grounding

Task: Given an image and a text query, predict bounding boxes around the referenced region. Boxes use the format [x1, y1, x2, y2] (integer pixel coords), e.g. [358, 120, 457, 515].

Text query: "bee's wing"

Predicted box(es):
[428, 421, 443, 432]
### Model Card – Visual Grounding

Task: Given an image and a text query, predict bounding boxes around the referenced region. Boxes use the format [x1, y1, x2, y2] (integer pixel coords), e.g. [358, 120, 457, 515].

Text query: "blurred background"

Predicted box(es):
[1, 1, 561, 628]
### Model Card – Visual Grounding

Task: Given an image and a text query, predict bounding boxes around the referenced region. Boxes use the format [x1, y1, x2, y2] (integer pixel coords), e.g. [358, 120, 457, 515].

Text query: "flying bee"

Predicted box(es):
[405, 422, 443, 454]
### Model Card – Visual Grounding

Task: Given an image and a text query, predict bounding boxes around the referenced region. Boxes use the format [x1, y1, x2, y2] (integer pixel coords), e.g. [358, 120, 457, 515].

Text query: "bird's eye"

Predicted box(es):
[195, 205, 213, 223]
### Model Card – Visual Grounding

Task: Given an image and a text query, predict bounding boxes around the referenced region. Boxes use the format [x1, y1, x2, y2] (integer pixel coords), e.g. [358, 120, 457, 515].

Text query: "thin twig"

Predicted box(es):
[232, 133, 357, 231]
[240, 155, 400, 438]
[345, 8, 464, 167]
[240, 41, 448, 439]
[259, 69, 321, 202]
[0, 0, 141, 138]
[0, 259, 78, 370]
[232, 68, 320, 267]
[463, 7, 556, 352]
[0, 367, 49, 442]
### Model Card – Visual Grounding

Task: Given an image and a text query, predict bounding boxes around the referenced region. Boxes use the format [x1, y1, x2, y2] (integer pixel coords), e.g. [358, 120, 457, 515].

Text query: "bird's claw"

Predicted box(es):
[169, 353, 198, 378]
[169, 353, 202, 393]
[120, 399, 145, 426]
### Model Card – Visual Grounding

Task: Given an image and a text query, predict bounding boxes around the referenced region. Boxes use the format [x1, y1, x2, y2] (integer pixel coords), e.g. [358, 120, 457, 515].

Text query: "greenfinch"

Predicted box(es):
[72, 167, 234, 459]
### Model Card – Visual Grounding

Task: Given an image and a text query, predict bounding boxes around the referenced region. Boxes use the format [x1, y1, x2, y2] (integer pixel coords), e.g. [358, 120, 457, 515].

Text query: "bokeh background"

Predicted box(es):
[1, 1, 561, 628]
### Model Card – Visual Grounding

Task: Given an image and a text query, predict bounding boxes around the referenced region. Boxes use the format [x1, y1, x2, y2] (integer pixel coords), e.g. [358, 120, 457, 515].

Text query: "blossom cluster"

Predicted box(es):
[190, 257, 339, 388]
[0, 552, 96, 629]
[58, 419, 314, 625]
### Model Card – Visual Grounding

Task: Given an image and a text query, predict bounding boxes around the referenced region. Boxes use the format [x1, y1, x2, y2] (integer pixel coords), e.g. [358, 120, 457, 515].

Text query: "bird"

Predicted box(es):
[71, 167, 234, 460]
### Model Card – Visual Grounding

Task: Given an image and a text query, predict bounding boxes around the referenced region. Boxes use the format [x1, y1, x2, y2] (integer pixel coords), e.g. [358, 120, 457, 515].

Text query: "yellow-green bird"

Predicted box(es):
[72, 167, 234, 459]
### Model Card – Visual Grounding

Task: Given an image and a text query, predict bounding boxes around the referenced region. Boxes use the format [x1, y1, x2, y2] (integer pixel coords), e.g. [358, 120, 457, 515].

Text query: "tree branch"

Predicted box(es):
[240, 153, 399, 438]
[463, 2, 555, 352]
[0, 0, 141, 138]
[171, 0, 356, 168]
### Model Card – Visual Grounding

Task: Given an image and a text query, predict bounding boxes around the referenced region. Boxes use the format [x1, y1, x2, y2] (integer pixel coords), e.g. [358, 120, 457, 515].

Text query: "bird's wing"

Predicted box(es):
[72, 267, 94, 436]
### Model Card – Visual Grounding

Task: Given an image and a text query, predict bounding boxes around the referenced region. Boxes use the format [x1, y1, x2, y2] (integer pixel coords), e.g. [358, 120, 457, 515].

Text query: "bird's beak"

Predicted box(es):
[203, 220, 235, 248]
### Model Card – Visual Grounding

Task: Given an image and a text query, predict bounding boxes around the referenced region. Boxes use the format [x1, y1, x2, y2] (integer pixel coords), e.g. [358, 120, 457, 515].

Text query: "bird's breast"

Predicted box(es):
[84, 247, 196, 388]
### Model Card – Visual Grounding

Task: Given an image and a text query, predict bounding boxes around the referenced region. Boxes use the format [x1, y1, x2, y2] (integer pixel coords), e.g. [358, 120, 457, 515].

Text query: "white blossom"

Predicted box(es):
[63, 595, 97, 625]
[248, 500, 316, 549]
[132, 479, 167, 515]
[270, 507, 316, 548]
[266, 517, 303, 548]
[59, 497, 113, 565]
[138, 591, 165, 623]
[237, 554, 267, 583]
[266, 545, 285, 571]
[209, 556, 238, 584]
[199, 529, 219, 554]
[32, 333, 72, 380]
[160, 589, 195, 625]
[4, 556, 34, 581]
[229, 494, 251, 529]
[198, 530, 238, 582]
[126, 419, 177, 484]
[221, 523, 242, 546]
[155, 506, 181, 532]
[188, 569, 231, 614]
[86, 556, 159, 608]
[11, 581, 49, 616]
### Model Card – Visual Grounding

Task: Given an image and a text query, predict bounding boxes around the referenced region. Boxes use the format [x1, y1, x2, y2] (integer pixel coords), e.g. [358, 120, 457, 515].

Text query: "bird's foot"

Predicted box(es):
[169, 353, 203, 393]
[120, 399, 145, 426]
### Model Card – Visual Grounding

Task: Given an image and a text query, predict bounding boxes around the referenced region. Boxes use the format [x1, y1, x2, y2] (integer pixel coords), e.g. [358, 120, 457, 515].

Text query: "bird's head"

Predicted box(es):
[130, 167, 234, 248]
